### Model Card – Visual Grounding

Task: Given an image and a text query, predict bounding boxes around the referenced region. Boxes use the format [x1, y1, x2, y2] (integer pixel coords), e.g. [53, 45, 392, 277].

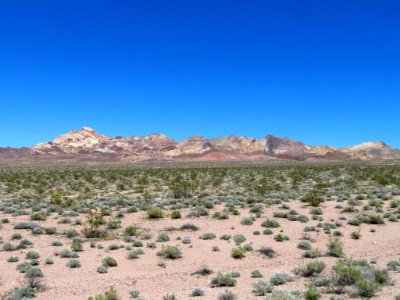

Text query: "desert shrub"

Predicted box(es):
[180, 223, 199, 231]
[3, 243, 16, 251]
[355, 279, 380, 297]
[259, 246, 276, 258]
[87, 286, 119, 300]
[107, 219, 121, 229]
[157, 245, 182, 259]
[297, 240, 312, 250]
[52, 240, 63, 246]
[262, 218, 280, 228]
[25, 251, 40, 260]
[327, 239, 344, 257]
[157, 232, 170, 242]
[304, 249, 322, 259]
[8, 256, 19, 263]
[217, 290, 237, 300]
[97, 266, 108, 273]
[295, 261, 326, 277]
[210, 273, 236, 287]
[252, 279, 273, 296]
[181, 237, 191, 244]
[26, 267, 43, 278]
[191, 265, 213, 276]
[191, 288, 205, 297]
[304, 284, 321, 300]
[7, 286, 36, 299]
[269, 272, 293, 286]
[265, 290, 301, 300]
[200, 232, 216, 240]
[231, 246, 246, 259]
[163, 293, 177, 300]
[303, 191, 324, 207]
[170, 210, 181, 219]
[251, 269, 263, 278]
[11, 233, 22, 240]
[102, 256, 117, 267]
[274, 234, 289, 242]
[123, 225, 141, 237]
[108, 243, 120, 250]
[220, 234, 231, 241]
[71, 241, 83, 252]
[17, 262, 31, 273]
[147, 207, 164, 219]
[45, 257, 54, 265]
[387, 260, 400, 272]
[67, 259, 81, 268]
[240, 217, 254, 225]
[233, 234, 246, 244]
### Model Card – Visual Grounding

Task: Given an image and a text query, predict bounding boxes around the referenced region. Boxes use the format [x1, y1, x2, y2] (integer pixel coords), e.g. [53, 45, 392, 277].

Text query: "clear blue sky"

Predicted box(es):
[0, 1, 399, 148]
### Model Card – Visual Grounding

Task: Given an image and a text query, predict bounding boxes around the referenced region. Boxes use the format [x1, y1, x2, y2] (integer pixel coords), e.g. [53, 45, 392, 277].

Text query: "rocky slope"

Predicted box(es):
[1, 127, 399, 162]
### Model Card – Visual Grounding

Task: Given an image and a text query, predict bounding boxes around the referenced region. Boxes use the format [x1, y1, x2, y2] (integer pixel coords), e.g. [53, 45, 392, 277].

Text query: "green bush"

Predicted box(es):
[147, 207, 164, 219]
[210, 273, 236, 287]
[157, 245, 182, 259]
[252, 279, 272, 296]
[355, 279, 380, 297]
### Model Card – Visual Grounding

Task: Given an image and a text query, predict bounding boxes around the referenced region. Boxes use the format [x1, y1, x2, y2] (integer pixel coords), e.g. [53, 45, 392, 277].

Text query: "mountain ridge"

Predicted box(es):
[1, 127, 399, 162]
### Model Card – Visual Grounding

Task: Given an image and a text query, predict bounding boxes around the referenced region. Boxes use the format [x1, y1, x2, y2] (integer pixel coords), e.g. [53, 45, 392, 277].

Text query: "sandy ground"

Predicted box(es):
[0, 199, 400, 300]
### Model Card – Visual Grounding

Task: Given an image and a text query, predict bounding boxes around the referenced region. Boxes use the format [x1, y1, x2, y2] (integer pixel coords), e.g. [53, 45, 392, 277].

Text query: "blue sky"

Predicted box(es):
[0, 0, 399, 148]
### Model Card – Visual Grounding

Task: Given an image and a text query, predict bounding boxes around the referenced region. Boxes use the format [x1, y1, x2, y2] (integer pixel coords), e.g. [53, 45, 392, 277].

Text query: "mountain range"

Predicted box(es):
[0, 127, 399, 162]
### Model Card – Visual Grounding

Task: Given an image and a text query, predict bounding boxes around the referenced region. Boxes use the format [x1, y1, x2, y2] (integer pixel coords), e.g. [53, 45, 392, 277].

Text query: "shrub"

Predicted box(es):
[265, 290, 301, 300]
[252, 279, 272, 296]
[157, 232, 170, 242]
[295, 261, 326, 277]
[123, 225, 141, 237]
[191, 288, 205, 297]
[297, 240, 312, 250]
[217, 290, 237, 300]
[304, 191, 324, 207]
[67, 259, 81, 268]
[262, 218, 280, 228]
[108, 243, 120, 250]
[71, 241, 83, 252]
[102, 256, 118, 267]
[304, 249, 322, 259]
[200, 232, 216, 240]
[210, 273, 236, 287]
[269, 272, 293, 285]
[88, 286, 119, 300]
[7, 287, 36, 299]
[97, 266, 108, 273]
[180, 223, 199, 231]
[251, 269, 263, 278]
[157, 245, 182, 259]
[191, 265, 213, 276]
[327, 239, 344, 257]
[355, 279, 380, 297]
[233, 234, 246, 244]
[25, 251, 40, 260]
[147, 207, 164, 219]
[240, 217, 254, 225]
[304, 284, 321, 300]
[274, 234, 289, 242]
[387, 260, 400, 272]
[7, 256, 19, 263]
[26, 267, 43, 278]
[170, 210, 181, 219]
[259, 247, 276, 258]
[17, 262, 31, 273]
[45, 257, 54, 265]
[231, 246, 246, 259]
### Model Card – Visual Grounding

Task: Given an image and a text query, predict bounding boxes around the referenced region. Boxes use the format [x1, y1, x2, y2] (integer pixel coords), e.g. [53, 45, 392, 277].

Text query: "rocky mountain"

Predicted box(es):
[1, 127, 399, 162]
